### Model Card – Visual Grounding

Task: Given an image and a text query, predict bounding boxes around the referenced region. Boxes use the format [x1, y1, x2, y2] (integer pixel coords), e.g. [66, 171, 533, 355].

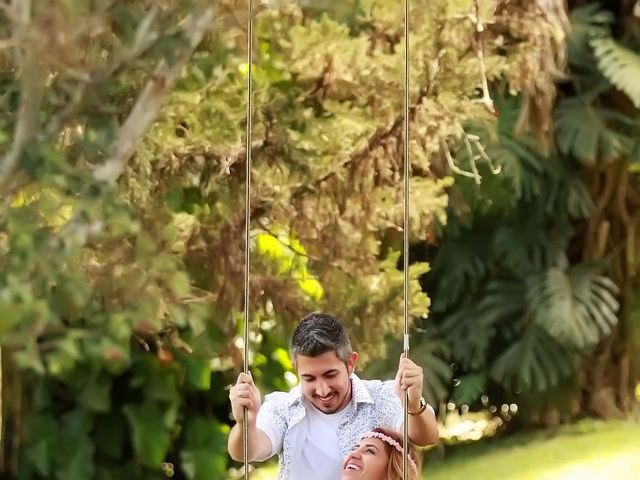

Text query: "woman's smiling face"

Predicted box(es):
[341, 437, 390, 480]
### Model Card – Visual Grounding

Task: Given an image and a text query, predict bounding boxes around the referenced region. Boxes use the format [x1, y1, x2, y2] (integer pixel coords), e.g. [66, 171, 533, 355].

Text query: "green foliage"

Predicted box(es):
[566, 3, 615, 68]
[19, 409, 95, 480]
[422, 1, 640, 422]
[528, 261, 619, 349]
[256, 230, 324, 301]
[591, 38, 640, 108]
[555, 98, 633, 165]
[180, 416, 229, 480]
[439, 257, 619, 395]
[555, 3, 640, 167]
[124, 401, 174, 468]
[491, 324, 577, 393]
[442, 280, 524, 371]
[424, 86, 621, 410]
[451, 371, 487, 406]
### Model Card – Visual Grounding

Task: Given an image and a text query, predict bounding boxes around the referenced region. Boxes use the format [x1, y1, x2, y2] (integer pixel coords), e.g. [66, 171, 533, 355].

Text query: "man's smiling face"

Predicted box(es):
[295, 350, 357, 414]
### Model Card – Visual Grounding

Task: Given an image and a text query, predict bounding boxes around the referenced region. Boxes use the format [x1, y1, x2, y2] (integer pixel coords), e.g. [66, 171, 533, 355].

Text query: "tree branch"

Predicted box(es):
[0, 0, 45, 195]
[94, 7, 215, 184]
[472, 0, 496, 115]
[441, 139, 480, 183]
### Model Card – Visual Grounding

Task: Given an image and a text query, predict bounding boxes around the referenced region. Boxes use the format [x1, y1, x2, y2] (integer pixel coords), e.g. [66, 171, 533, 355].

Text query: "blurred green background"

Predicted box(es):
[0, 0, 638, 479]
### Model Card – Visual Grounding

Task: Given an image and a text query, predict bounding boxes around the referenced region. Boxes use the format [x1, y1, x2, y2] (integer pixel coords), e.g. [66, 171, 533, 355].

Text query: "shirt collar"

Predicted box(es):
[350, 373, 374, 405]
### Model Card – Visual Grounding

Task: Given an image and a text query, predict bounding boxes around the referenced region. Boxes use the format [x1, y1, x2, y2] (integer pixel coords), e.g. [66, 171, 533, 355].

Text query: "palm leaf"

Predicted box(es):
[591, 38, 640, 108]
[451, 371, 487, 406]
[526, 261, 620, 349]
[494, 202, 570, 271]
[412, 332, 453, 405]
[631, 137, 640, 169]
[429, 225, 494, 312]
[442, 280, 525, 370]
[489, 136, 545, 202]
[363, 325, 452, 405]
[554, 97, 633, 164]
[442, 306, 492, 371]
[491, 324, 577, 392]
[567, 3, 614, 68]
[489, 94, 546, 202]
[565, 175, 595, 219]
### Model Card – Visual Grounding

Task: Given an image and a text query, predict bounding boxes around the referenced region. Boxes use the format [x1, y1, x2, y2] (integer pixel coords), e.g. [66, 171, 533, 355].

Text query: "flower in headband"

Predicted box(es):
[360, 431, 418, 472]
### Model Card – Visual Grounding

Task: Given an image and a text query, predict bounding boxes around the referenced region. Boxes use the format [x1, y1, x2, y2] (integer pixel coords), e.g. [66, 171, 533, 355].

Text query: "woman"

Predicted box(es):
[341, 427, 421, 480]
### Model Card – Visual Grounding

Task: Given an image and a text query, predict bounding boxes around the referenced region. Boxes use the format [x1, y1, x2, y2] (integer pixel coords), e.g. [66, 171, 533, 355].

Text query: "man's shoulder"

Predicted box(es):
[263, 387, 300, 410]
[359, 377, 395, 395]
[353, 375, 398, 406]
[264, 390, 292, 401]
[360, 378, 392, 389]
[349, 376, 402, 429]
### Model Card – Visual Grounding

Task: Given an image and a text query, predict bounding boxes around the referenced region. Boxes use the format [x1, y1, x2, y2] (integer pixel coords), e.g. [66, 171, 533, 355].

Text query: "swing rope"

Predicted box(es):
[402, 1, 411, 479]
[242, 0, 254, 478]
[241, 1, 412, 479]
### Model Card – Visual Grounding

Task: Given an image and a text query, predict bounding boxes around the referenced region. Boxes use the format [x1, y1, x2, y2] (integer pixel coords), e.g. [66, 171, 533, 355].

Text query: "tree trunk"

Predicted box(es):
[0, 349, 22, 477]
[580, 161, 640, 418]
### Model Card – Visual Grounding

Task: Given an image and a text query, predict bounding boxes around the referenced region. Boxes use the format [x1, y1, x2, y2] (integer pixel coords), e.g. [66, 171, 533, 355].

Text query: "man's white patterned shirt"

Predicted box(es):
[255, 373, 404, 480]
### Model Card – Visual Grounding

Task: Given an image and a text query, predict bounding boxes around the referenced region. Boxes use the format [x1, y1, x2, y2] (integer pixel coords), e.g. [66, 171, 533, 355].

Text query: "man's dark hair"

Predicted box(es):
[290, 312, 352, 363]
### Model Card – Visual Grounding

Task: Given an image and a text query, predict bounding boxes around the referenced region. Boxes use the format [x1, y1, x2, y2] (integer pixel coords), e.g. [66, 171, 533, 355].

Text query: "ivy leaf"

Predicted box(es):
[167, 271, 191, 297]
[180, 415, 229, 480]
[22, 414, 59, 477]
[94, 413, 127, 460]
[78, 374, 112, 413]
[180, 450, 227, 480]
[54, 409, 95, 480]
[45, 337, 81, 378]
[25, 440, 50, 477]
[123, 401, 173, 468]
[183, 354, 212, 390]
[130, 356, 181, 403]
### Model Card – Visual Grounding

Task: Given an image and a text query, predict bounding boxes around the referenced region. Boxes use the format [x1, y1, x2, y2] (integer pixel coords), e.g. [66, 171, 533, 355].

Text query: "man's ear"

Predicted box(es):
[347, 352, 358, 374]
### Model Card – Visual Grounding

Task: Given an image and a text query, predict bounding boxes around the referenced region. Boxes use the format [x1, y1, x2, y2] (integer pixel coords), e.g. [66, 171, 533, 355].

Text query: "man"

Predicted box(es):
[228, 312, 439, 479]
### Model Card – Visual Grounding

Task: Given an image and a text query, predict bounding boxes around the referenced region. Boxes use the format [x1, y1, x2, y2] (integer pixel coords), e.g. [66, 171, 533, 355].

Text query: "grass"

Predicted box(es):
[426, 419, 640, 480]
[253, 420, 640, 479]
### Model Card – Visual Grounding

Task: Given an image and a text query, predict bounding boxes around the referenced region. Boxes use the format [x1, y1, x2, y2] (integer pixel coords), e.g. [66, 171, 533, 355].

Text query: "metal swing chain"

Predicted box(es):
[402, 0, 411, 479]
[243, 0, 254, 478]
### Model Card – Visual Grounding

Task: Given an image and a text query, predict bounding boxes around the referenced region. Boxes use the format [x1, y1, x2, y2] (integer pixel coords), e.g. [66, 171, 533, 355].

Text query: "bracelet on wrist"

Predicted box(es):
[407, 396, 427, 416]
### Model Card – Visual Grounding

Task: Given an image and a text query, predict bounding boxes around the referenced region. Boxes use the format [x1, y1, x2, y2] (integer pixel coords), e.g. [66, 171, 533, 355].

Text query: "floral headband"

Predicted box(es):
[360, 431, 417, 472]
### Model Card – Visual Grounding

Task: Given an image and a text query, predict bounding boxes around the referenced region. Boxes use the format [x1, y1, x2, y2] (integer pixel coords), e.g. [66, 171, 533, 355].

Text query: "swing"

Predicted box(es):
[241, 2, 413, 479]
